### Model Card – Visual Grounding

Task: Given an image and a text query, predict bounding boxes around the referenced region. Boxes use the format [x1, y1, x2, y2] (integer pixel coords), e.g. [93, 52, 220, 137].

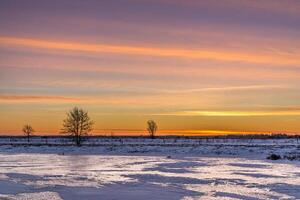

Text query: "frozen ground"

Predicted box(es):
[0, 143, 299, 200]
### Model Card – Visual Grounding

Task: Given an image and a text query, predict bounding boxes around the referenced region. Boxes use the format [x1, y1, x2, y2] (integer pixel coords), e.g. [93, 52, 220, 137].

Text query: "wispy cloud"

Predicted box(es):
[1, 36, 299, 65]
[161, 84, 287, 94]
[0, 94, 176, 106]
[0, 95, 83, 103]
[154, 109, 300, 117]
[161, 0, 300, 17]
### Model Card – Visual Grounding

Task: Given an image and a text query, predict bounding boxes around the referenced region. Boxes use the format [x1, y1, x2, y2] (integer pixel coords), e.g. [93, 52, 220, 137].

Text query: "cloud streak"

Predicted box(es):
[1, 36, 299, 66]
[0, 95, 82, 103]
[155, 109, 300, 117]
[161, 84, 287, 94]
[161, 0, 300, 17]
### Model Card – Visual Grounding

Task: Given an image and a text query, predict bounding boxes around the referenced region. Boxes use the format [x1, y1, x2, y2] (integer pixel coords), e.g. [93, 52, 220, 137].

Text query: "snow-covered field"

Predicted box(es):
[0, 141, 299, 200]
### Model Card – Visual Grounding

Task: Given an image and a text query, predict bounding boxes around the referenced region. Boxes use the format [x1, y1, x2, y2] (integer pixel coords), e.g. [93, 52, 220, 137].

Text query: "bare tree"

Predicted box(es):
[147, 120, 157, 139]
[61, 107, 94, 146]
[22, 124, 34, 143]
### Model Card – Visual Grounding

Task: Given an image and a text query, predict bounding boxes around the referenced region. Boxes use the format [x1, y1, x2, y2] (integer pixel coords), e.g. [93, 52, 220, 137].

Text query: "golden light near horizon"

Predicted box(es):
[0, 0, 300, 135]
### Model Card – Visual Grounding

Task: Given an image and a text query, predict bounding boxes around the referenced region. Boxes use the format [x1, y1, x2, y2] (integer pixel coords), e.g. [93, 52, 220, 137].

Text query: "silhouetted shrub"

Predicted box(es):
[283, 154, 300, 161]
[267, 154, 281, 160]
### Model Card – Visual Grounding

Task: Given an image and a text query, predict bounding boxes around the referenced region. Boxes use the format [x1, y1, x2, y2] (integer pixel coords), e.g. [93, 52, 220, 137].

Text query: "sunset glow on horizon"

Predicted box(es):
[0, 0, 300, 136]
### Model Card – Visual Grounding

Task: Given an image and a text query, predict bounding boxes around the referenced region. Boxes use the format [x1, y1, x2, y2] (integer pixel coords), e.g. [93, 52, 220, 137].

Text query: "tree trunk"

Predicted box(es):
[76, 135, 80, 146]
[151, 132, 154, 139]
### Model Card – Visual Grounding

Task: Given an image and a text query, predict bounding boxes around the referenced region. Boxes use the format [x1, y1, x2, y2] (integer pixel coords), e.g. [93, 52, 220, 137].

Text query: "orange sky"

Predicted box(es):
[0, 0, 299, 135]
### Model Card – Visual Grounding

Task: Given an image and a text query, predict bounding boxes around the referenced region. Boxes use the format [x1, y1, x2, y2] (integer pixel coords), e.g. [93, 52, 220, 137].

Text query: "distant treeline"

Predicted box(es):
[0, 133, 299, 140]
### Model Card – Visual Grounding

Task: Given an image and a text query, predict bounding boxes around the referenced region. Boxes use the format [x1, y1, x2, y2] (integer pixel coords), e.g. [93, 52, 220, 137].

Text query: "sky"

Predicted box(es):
[0, 0, 300, 136]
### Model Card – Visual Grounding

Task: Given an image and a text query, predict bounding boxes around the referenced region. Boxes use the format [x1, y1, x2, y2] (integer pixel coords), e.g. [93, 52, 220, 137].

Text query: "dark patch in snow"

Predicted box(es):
[144, 166, 189, 173]
[50, 182, 203, 200]
[7, 173, 42, 181]
[228, 163, 269, 169]
[126, 160, 158, 166]
[0, 180, 33, 194]
[234, 172, 284, 179]
[159, 161, 209, 168]
[125, 174, 209, 185]
[144, 161, 209, 174]
[267, 183, 300, 199]
[212, 178, 247, 185]
[214, 191, 260, 200]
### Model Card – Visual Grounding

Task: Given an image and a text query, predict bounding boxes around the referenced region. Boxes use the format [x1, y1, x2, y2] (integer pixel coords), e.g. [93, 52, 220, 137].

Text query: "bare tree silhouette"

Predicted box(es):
[22, 124, 34, 143]
[61, 107, 94, 146]
[147, 120, 157, 139]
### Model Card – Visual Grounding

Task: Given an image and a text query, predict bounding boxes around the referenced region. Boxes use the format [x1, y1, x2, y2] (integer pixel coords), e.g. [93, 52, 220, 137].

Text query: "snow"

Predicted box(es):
[0, 139, 299, 200]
